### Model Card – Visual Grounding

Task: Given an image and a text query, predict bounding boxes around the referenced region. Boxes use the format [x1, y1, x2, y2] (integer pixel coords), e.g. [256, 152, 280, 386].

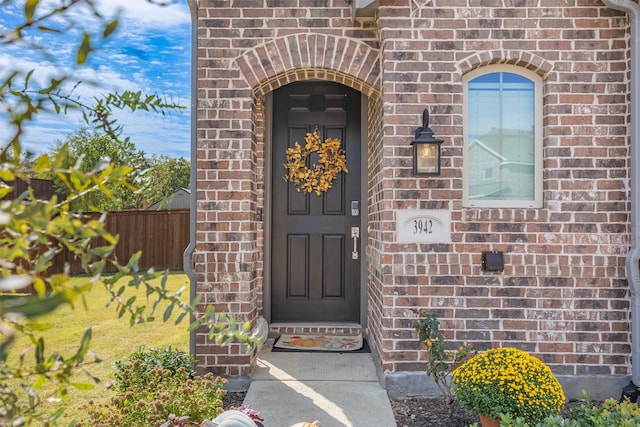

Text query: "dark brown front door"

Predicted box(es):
[271, 81, 361, 322]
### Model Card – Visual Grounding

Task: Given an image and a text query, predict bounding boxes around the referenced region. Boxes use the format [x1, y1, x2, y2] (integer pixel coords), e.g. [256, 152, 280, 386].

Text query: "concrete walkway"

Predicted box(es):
[243, 339, 397, 427]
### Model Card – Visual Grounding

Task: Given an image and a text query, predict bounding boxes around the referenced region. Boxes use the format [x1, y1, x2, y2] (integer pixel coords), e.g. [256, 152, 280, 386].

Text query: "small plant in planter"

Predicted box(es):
[452, 347, 565, 425]
[415, 313, 477, 418]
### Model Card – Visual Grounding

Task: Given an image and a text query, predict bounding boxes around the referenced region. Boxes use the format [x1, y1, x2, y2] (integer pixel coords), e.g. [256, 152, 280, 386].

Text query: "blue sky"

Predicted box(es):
[0, 0, 192, 159]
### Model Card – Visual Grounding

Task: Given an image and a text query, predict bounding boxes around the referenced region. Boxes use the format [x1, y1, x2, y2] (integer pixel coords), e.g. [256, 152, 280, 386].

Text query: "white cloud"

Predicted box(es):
[0, 53, 138, 96]
[107, 106, 191, 157]
[97, 0, 192, 29]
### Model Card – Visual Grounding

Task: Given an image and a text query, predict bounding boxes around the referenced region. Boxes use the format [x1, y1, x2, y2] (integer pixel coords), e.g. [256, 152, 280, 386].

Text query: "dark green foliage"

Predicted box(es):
[498, 392, 640, 426]
[145, 155, 191, 208]
[80, 347, 227, 427]
[40, 129, 149, 211]
[113, 346, 195, 392]
[37, 130, 191, 211]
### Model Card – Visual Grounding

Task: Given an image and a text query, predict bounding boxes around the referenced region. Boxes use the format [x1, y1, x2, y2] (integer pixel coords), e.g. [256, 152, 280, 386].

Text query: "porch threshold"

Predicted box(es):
[268, 322, 363, 337]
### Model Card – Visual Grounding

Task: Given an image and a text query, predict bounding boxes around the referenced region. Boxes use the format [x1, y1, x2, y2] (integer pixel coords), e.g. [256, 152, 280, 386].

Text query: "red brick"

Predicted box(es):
[195, 0, 632, 379]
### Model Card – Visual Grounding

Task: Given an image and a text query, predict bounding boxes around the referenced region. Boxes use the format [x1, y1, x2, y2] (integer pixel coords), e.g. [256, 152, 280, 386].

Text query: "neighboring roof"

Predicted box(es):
[148, 188, 191, 210]
[352, 0, 378, 17]
[468, 138, 507, 162]
[470, 128, 534, 163]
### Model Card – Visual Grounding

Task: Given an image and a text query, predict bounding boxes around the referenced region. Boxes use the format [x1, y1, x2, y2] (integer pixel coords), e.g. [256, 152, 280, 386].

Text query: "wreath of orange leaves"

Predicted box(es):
[283, 129, 349, 196]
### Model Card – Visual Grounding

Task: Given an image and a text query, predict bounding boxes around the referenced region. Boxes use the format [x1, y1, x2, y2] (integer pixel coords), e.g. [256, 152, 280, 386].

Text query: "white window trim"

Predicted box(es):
[462, 64, 543, 209]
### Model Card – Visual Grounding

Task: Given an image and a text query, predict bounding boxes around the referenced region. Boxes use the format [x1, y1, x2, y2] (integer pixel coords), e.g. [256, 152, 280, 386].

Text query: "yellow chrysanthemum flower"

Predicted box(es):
[452, 347, 565, 424]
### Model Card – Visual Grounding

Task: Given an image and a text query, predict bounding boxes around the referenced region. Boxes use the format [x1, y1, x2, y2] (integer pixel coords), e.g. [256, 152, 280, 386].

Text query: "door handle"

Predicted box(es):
[351, 227, 359, 260]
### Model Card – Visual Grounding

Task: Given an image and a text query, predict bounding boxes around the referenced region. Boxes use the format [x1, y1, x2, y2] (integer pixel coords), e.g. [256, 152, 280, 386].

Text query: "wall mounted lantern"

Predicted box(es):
[412, 108, 443, 176]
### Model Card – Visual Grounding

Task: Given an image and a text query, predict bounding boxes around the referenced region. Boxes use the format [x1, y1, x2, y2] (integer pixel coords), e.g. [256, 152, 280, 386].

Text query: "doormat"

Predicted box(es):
[272, 334, 368, 353]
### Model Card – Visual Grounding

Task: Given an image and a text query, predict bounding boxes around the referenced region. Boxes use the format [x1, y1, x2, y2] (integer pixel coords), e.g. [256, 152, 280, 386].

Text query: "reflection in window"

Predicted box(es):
[466, 71, 538, 206]
[482, 167, 493, 181]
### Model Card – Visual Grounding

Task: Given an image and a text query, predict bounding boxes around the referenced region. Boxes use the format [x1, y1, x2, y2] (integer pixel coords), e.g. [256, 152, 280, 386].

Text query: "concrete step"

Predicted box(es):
[268, 322, 363, 337]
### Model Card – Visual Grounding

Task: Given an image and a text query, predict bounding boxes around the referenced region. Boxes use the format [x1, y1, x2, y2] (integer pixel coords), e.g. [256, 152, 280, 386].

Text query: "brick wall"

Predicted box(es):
[366, 94, 387, 364]
[195, 0, 634, 387]
[375, 0, 631, 380]
[195, 0, 379, 376]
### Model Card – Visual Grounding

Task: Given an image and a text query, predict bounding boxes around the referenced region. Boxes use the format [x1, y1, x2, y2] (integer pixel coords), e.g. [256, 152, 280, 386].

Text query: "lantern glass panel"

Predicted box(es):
[416, 143, 439, 174]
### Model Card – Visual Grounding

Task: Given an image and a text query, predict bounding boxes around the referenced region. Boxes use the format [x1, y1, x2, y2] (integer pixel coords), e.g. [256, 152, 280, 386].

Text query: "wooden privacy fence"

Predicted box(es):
[49, 209, 190, 274]
[7, 178, 55, 201]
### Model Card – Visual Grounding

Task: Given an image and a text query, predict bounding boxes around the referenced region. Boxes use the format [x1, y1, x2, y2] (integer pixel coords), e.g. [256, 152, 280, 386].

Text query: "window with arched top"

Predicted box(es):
[463, 65, 543, 208]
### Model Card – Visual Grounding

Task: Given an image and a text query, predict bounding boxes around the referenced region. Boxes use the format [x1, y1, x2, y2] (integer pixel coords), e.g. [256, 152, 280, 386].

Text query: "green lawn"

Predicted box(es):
[7, 272, 191, 424]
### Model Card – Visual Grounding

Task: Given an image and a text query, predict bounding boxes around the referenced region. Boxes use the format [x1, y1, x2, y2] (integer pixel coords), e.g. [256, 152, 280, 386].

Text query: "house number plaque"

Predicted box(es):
[396, 210, 451, 244]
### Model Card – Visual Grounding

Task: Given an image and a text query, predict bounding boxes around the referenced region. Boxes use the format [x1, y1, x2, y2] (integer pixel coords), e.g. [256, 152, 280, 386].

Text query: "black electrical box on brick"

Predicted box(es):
[482, 251, 504, 272]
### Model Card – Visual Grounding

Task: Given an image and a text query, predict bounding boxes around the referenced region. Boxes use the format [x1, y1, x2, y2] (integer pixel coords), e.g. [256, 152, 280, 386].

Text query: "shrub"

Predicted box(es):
[415, 313, 476, 418]
[113, 346, 195, 392]
[499, 393, 640, 426]
[452, 347, 565, 425]
[80, 347, 226, 426]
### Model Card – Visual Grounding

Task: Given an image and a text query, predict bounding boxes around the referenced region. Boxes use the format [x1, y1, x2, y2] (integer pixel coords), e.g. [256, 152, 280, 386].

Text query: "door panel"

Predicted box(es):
[271, 81, 361, 322]
[322, 234, 345, 299]
[287, 234, 309, 298]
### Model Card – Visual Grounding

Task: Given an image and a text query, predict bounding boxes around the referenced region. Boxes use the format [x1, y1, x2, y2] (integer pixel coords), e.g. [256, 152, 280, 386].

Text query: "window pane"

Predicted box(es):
[467, 72, 535, 201]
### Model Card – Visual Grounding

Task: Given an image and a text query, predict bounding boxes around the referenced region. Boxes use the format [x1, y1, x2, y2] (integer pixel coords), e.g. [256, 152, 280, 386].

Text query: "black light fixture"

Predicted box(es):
[411, 108, 443, 176]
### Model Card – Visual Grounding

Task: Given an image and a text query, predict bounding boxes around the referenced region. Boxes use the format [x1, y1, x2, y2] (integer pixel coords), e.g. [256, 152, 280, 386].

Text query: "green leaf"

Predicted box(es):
[0, 169, 15, 181]
[26, 385, 37, 407]
[36, 25, 62, 34]
[0, 341, 10, 362]
[24, 69, 34, 87]
[24, 321, 54, 332]
[163, 302, 174, 322]
[24, 0, 39, 21]
[34, 374, 46, 389]
[76, 33, 92, 65]
[71, 382, 94, 391]
[35, 154, 51, 172]
[0, 187, 12, 199]
[103, 19, 119, 38]
[75, 328, 92, 360]
[188, 319, 202, 331]
[174, 311, 188, 325]
[126, 251, 142, 271]
[1, 292, 68, 318]
[35, 337, 44, 364]
[160, 270, 169, 289]
[46, 407, 66, 423]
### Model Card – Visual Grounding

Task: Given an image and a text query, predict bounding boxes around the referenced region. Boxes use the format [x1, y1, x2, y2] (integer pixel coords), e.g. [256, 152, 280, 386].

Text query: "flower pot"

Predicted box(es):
[479, 414, 501, 427]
